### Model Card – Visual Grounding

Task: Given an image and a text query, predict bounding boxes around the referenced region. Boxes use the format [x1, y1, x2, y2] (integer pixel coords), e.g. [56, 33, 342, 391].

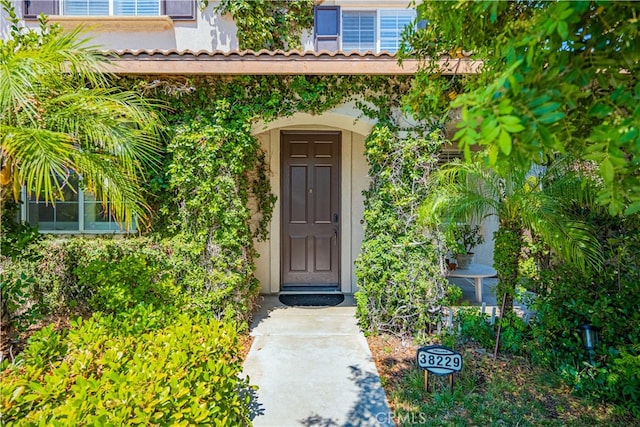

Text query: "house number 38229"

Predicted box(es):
[416, 345, 463, 375]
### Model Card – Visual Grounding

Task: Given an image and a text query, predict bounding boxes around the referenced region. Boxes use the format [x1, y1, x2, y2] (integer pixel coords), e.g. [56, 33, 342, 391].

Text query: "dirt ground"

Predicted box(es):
[366, 333, 418, 389]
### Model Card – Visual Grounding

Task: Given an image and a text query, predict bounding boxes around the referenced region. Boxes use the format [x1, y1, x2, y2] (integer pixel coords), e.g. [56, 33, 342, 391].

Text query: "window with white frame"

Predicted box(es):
[62, 0, 160, 16]
[22, 174, 135, 234]
[378, 9, 415, 53]
[342, 11, 376, 52]
[23, 0, 196, 20]
[315, 7, 415, 53]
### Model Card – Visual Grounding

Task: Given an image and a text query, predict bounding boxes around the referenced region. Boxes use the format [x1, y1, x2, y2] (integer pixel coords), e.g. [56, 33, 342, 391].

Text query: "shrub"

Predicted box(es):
[530, 212, 640, 415]
[447, 309, 530, 356]
[2, 236, 258, 324]
[455, 309, 494, 350]
[0, 200, 42, 261]
[0, 272, 41, 334]
[355, 125, 453, 338]
[497, 316, 530, 355]
[356, 234, 452, 337]
[0, 305, 251, 425]
[75, 252, 181, 314]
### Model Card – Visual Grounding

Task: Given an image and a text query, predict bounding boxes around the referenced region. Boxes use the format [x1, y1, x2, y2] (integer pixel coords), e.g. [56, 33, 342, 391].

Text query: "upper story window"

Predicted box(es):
[23, 0, 196, 20]
[63, 0, 160, 16]
[315, 6, 416, 53]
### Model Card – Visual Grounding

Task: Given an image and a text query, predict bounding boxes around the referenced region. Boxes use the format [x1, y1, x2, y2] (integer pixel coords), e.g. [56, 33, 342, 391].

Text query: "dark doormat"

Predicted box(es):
[279, 293, 345, 307]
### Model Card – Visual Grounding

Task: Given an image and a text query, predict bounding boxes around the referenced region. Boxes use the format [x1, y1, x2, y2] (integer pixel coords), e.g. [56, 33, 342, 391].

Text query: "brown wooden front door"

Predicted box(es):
[281, 131, 341, 287]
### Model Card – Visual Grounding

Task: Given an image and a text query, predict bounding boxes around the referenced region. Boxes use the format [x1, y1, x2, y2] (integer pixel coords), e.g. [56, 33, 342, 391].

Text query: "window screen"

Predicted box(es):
[63, 0, 160, 16]
[83, 194, 122, 231]
[27, 174, 79, 231]
[24, 174, 133, 233]
[342, 11, 375, 52]
[64, 0, 109, 15]
[379, 10, 415, 53]
[114, 0, 159, 16]
[315, 6, 339, 36]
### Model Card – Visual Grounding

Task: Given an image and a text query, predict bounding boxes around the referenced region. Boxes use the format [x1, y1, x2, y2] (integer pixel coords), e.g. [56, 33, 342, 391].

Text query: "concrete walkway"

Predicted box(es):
[242, 295, 395, 427]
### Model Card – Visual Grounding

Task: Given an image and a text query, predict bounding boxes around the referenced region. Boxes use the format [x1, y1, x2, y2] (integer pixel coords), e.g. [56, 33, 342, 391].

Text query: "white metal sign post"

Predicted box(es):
[416, 345, 463, 392]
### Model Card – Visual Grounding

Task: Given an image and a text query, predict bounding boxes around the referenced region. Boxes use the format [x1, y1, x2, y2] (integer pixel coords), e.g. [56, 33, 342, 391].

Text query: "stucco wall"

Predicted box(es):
[4, 1, 239, 51]
[4, 1, 415, 51]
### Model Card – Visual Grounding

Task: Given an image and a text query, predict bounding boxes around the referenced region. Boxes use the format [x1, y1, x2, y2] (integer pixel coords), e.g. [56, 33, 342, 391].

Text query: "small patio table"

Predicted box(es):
[447, 263, 497, 303]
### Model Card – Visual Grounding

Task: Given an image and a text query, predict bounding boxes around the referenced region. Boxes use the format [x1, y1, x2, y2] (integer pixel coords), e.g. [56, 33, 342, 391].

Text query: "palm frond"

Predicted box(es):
[1, 7, 163, 228]
[42, 88, 163, 170]
[2, 125, 77, 202]
[72, 151, 150, 228]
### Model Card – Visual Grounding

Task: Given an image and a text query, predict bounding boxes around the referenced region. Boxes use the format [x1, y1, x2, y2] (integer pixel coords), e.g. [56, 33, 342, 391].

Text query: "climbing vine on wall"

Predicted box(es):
[355, 124, 461, 338]
[134, 73, 452, 334]
[213, 0, 314, 51]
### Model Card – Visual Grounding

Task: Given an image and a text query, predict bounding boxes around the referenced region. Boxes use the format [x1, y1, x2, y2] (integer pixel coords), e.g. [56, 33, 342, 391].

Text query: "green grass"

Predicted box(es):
[388, 347, 634, 427]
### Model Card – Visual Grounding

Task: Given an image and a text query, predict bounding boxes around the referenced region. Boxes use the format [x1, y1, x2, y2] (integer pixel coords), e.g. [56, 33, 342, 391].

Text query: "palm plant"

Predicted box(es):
[421, 157, 603, 312]
[0, 1, 162, 228]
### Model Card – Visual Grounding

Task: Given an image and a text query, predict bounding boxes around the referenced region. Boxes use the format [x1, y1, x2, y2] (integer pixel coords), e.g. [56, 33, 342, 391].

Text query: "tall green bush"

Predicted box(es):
[530, 213, 640, 416]
[159, 103, 268, 320]
[355, 125, 458, 338]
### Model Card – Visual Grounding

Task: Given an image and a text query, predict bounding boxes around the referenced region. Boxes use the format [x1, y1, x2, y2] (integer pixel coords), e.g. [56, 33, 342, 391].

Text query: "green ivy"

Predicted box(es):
[125, 73, 458, 337]
[355, 125, 457, 338]
[214, 0, 314, 51]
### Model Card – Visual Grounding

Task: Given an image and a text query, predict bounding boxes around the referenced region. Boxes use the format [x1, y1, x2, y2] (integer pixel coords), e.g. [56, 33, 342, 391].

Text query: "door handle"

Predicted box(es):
[333, 227, 338, 243]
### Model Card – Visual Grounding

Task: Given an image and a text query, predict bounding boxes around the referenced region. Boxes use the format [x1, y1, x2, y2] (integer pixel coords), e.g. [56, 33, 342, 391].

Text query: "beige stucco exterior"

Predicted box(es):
[9, 1, 413, 52]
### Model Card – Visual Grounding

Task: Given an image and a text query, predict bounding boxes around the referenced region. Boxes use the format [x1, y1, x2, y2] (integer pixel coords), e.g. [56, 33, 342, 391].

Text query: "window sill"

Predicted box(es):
[47, 16, 174, 32]
[37, 229, 134, 235]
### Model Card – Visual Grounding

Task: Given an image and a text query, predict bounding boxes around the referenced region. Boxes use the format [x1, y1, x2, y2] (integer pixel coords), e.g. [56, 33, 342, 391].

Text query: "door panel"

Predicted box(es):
[281, 131, 340, 286]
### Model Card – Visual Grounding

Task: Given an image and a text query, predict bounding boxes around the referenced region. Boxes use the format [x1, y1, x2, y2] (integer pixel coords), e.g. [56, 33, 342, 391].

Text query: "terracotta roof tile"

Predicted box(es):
[107, 49, 473, 59]
[103, 49, 480, 75]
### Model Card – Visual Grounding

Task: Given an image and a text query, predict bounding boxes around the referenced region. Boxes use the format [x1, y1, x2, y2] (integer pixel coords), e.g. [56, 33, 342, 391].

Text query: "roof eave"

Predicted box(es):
[103, 50, 482, 75]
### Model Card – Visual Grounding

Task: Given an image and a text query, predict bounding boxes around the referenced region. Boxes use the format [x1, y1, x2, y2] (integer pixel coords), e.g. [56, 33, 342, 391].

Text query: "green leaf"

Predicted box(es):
[508, 74, 521, 96]
[503, 123, 525, 133]
[600, 158, 614, 183]
[498, 100, 514, 115]
[624, 201, 640, 216]
[453, 127, 467, 141]
[618, 127, 638, 144]
[538, 112, 565, 124]
[499, 129, 513, 155]
[480, 118, 500, 141]
[490, 1, 498, 23]
[527, 94, 551, 109]
[557, 20, 569, 39]
[499, 115, 520, 126]
[531, 102, 561, 116]
[589, 102, 613, 118]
